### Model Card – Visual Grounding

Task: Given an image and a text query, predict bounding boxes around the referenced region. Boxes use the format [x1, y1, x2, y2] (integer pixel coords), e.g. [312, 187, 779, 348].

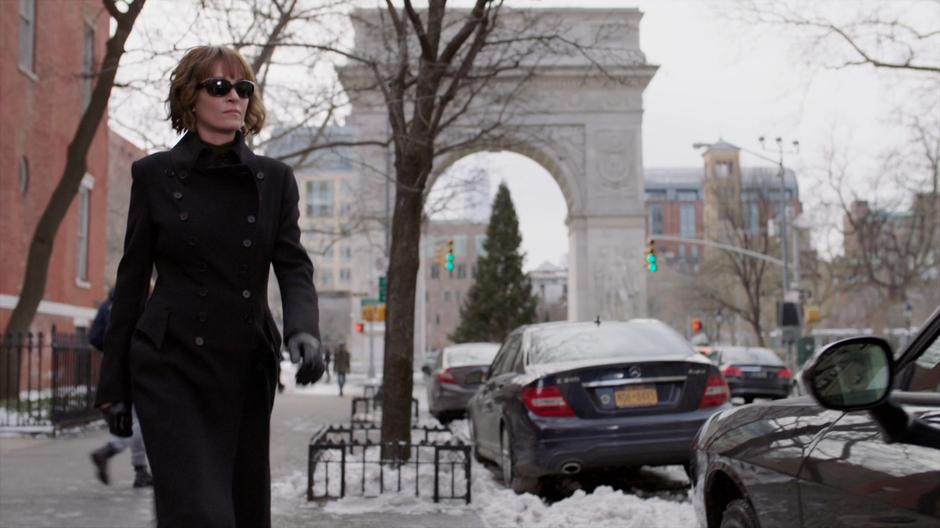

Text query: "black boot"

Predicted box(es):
[90, 444, 118, 485]
[133, 465, 153, 488]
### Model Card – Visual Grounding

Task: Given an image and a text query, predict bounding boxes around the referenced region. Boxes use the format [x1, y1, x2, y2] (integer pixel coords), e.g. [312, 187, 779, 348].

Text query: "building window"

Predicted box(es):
[339, 202, 352, 216]
[339, 268, 351, 282]
[430, 264, 440, 279]
[77, 186, 91, 282]
[475, 235, 487, 257]
[680, 203, 696, 238]
[82, 22, 94, 111]
[322, 245, 334, 259]
[318, 268, 333, 286]
[340, 245, 352, 262]
[645, 190, 667, 202]
[648, 203, 663, 235]
[444, 291, 451, 302]
[676, 190, 699, 201]
[19, 158, 29, 194]
[715, 161, 732, 178]
[305, 180, 333, 217]
[425, 235, 437, 257]
[457, 264, 466, 279]
[745, 202, 760, 234]
[19, 0, 36, 73]
[435, 314, 440, 325]
[453, 235, 467, 257]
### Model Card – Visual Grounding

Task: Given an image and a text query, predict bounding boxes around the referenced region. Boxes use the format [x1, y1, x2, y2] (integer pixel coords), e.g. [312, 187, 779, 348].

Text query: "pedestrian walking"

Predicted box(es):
[323, 345, 333, 382]
[88, 290, 153, 488]
[95, 45, 324, 528]
[334, 342, 351, 396]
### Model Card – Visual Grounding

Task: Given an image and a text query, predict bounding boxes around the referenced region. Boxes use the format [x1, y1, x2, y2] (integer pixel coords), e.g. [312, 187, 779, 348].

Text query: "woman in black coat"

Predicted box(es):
[95, 46, 323, 527]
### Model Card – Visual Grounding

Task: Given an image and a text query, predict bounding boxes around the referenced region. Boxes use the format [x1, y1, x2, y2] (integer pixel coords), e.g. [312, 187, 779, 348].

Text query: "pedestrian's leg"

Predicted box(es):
[129, 407, 152, 487]
[232, 361, 275, 528]
[90, 433, 131, 485]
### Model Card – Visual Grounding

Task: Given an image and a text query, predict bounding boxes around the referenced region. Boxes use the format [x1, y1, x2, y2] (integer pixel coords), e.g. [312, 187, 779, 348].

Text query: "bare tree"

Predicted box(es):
[4, 1, 147, 400]
[734, 0, 940, 75]
[698, 176, 785, 346]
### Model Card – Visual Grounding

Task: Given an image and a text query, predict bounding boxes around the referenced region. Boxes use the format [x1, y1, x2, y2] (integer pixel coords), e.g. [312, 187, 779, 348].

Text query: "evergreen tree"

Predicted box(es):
[452, 183, 538, 343]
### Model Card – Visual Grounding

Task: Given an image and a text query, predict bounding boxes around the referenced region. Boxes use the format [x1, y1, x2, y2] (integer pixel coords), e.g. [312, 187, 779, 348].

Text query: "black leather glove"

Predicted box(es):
[288, 333, 325, 385]
[103, 402, 133, 438]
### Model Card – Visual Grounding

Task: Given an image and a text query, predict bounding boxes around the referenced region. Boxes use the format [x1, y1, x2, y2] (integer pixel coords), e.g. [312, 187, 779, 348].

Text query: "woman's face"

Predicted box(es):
[192, 63, 250, 140]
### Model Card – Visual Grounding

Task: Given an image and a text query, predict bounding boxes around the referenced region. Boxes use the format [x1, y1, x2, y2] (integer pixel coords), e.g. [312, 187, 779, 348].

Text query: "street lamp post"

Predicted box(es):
[759, 136, 799, 295]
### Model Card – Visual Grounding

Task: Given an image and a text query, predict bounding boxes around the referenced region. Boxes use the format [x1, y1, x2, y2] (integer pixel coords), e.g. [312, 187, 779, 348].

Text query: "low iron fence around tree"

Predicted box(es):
[0, 329, 103, 432]
[307, 423, 472, 504]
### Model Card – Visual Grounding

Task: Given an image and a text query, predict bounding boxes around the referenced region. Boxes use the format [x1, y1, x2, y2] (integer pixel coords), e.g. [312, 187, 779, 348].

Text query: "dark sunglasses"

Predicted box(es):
[199, 77, 255, 99]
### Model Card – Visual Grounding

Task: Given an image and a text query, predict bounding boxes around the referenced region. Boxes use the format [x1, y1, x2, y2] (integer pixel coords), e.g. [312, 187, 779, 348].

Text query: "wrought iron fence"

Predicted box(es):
[350, 396, 420, 425]
[307, 424, 472, 504]
[0, 329, 102, 431]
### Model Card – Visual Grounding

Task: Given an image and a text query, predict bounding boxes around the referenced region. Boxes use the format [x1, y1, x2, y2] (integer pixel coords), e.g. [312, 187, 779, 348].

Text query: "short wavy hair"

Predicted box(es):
[167, 46, 265, 136]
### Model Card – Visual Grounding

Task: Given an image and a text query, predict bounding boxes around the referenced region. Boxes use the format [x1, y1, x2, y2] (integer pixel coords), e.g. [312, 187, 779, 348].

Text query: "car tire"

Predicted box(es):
[500, 426, 539, 495]
[720, 498, 760, 528]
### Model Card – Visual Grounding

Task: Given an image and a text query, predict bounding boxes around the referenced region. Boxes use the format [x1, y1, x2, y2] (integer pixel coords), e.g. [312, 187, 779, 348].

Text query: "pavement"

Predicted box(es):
[0, 380, 486, 528]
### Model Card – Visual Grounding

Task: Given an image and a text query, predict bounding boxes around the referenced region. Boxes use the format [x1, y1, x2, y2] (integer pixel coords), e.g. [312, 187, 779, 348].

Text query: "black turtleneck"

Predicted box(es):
[194, 136, 241, 173]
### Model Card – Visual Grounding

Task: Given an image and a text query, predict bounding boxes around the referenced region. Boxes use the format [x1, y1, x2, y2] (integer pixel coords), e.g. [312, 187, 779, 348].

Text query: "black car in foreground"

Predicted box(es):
[710, 346, 792, 403]
[468, 319, 731, 494]
[692, 305, 940, 528]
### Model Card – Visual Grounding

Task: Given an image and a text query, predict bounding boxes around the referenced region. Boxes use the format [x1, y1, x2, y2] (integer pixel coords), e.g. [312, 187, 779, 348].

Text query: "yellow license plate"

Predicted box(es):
[614, 385, 658, 408]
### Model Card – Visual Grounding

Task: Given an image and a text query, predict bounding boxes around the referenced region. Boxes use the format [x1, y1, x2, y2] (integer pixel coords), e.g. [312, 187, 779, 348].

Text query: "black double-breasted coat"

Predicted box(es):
[96, 131, 318, 527]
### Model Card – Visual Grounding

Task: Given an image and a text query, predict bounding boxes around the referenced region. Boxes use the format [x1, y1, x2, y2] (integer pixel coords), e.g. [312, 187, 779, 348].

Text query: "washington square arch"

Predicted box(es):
[338, 7, 657, 324]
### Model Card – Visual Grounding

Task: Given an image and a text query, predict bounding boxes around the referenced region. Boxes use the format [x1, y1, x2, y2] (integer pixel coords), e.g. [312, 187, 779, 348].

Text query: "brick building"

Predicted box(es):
[106, 130, 147, 287]
[1, 0, 111, 333]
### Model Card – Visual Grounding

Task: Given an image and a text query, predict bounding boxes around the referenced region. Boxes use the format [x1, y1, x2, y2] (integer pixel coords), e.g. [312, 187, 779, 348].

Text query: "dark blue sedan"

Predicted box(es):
[467, 319, 731, 494]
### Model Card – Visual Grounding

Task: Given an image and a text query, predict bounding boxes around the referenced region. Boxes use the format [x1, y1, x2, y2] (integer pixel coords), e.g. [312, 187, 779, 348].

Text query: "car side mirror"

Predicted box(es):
[421, 365, 431, 376]
[804, 336, 893, 411]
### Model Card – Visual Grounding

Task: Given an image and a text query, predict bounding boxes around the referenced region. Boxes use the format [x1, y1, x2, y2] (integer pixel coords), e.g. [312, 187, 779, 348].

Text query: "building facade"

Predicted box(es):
[1, 0, 111, 333]
[418, 221, 488, 354]
[106, 130, 147, 287]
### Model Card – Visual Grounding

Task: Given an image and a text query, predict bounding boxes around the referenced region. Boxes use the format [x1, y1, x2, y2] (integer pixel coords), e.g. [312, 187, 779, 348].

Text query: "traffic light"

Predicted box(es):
[354, 322, 365, 333]
[691, 319, 703, 333]
[435, 244, 447, 266]
[645, 239, 658, 273]
[446, 240, 455, 271]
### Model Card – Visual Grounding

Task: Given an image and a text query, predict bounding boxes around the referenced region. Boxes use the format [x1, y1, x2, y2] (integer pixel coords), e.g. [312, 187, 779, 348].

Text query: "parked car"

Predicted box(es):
[691, 305, 940, 528]
[709, 346, 792, 403]
[423, 342, 500, 424]
[468, 319, 731, 494]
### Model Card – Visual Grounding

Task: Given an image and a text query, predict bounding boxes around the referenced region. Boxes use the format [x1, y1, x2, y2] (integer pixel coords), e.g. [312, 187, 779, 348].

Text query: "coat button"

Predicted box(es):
[247, 215, 256, 224]
[198, 287, 208, 297]
[198, 311, 207, 322]
[194, 336, 205, 346]
[179, 212, 189, 221]
[256, 171, 265, 180]
[242, 290, 251, 299]
[173, 191, 183, 200]
[243, 239, 252, 248]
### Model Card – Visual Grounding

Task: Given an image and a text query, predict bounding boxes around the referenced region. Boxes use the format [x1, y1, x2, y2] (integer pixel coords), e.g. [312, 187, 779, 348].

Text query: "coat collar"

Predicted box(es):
[170, 130, 260, 178]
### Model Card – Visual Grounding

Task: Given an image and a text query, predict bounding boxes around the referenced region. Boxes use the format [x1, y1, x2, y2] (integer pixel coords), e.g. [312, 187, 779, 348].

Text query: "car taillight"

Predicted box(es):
[721, 365, 743, 378]
[778, 368, 793, 379]
[437, 369, 457, 385]
[522, 385, 575, 417]
[700, 373, 730, 408]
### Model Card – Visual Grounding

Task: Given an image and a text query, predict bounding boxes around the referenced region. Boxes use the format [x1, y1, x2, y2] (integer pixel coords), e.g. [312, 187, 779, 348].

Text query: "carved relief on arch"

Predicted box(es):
[591, 244, 642, 320]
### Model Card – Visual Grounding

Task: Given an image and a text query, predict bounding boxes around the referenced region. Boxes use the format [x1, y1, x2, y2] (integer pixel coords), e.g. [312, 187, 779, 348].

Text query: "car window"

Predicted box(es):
[490, 334, 521, 376]
[719, 347, 784, 366]
[908, 331, 940, 393]
[444, 344, 500, 368]
[527, 322, 692, 365]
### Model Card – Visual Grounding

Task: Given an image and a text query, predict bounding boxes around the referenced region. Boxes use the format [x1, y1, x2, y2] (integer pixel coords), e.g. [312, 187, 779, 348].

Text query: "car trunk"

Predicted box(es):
[730, 364, 787, 381]
[551, 361, 715, 418]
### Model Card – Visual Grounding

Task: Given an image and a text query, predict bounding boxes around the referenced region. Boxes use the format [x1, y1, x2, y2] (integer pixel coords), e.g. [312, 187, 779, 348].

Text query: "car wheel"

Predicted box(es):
[500, 426, 539, 494]
[742, 396, 754, 405]
[720, 498, 760, 528]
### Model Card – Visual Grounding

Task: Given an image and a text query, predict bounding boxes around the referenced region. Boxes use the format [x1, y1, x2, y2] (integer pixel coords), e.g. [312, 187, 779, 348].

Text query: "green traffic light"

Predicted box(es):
[646, 254, 656, 264]
[649, 263, 658, 273]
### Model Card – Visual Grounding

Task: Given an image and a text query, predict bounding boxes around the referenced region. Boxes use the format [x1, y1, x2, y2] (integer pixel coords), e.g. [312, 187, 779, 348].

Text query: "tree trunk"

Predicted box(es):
[380, 160, 426, 459]
[2, 0, 146, 399]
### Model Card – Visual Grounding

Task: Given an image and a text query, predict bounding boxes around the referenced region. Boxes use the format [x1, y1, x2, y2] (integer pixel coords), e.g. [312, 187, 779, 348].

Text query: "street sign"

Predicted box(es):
[360, 298, 381, 307]
[378, 276, 387, 302]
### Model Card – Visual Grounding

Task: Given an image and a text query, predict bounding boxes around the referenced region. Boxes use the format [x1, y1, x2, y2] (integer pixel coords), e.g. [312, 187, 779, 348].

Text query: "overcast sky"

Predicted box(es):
[429, 0, 935, 270]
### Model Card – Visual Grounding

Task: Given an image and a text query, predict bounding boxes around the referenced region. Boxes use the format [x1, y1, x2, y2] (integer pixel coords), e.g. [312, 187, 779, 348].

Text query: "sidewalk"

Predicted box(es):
[0, 380, 486, 528]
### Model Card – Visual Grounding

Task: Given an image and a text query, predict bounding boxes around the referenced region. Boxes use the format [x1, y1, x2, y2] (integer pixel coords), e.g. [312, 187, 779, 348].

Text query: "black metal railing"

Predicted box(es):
[307, 424, 472, 504]
[0, 329, 102, 431]
[350, 396, 420, 426]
